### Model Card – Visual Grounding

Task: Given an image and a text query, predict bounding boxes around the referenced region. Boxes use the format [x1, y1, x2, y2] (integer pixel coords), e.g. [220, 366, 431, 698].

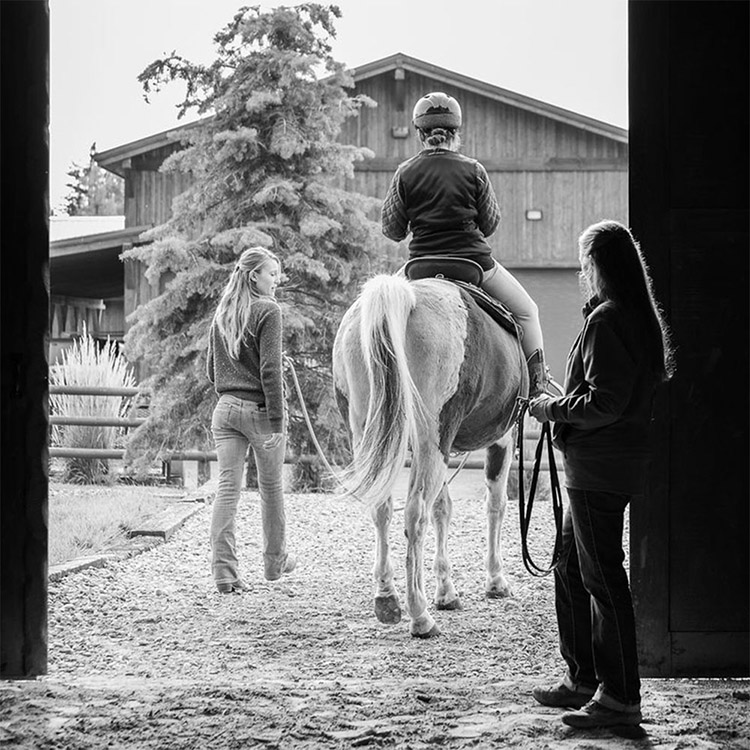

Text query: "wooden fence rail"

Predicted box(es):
[48, 447, 551, 468]
[49, 383, 212, 486]
[49, 416, 145, 428]
[49, 385, 141, 397]
[48, 447, 217, 461]
[49, 384, 150, 459]
[49, 385, 557, 475]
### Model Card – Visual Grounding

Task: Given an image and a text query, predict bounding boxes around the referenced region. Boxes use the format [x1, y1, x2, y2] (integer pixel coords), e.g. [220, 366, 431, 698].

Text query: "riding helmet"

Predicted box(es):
[412, 92, 462, 130]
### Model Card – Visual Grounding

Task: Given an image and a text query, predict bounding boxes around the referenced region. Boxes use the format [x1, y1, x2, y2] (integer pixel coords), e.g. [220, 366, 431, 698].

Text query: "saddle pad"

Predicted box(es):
[451, 280, 520, 338]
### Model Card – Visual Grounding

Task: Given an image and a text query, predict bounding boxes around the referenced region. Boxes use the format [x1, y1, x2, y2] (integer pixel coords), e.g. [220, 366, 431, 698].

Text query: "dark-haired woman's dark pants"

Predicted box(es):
[555, 488, 641, 709]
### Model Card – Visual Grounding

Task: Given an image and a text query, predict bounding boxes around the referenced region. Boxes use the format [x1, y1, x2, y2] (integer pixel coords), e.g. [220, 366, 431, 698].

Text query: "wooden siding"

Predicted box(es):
[491, 170, 628, 265]
[341, 70, 627, 165]
[125, 168, 191, 228]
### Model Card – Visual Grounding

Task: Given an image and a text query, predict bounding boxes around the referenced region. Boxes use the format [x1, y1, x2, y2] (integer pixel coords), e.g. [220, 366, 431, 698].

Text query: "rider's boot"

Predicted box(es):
[527, 349, 563, 398]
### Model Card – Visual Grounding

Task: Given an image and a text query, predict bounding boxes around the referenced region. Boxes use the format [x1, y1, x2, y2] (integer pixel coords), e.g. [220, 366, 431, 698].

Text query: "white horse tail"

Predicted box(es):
[347, 274, 425, 508]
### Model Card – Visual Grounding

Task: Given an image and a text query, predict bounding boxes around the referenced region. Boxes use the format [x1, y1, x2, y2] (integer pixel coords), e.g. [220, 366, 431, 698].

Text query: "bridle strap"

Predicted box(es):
[516, 399, 565, 577]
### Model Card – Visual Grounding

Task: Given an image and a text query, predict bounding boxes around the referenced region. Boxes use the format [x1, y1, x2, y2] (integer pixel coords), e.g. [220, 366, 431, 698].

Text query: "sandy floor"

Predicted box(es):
[1, 474, 748, 748]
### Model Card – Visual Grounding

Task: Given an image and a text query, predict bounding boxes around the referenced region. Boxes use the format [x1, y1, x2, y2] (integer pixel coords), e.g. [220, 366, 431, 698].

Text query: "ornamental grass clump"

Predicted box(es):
[50, 330, 136, 484]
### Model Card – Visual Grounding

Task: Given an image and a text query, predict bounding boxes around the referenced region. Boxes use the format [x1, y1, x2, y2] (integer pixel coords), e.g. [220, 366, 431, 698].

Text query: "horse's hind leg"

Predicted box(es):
[485, 435, 514, 598]
[372, 497, 401, 624]
[405, 449, 446, 638]
[432, 483, 461, 610]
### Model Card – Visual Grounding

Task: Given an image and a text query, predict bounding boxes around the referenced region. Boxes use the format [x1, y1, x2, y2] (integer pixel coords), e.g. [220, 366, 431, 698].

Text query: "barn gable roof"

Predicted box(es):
[353, 54, 628, 143]
[50, 224, 152, 298]
[95, 52, 627, 176]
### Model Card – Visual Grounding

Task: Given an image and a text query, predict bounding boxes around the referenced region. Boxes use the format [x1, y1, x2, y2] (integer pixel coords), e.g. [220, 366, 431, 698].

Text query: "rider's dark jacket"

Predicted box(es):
[537, 298, 660, 495]
[381, 148, 500, 270]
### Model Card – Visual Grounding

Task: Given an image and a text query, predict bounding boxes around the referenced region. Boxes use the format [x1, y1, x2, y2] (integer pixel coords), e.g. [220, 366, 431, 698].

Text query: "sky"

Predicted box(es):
[49, 0, 628, 212]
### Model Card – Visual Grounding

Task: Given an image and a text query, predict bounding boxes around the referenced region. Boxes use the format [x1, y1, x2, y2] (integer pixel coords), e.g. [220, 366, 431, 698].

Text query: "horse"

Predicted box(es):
[332, 272, 527, 638]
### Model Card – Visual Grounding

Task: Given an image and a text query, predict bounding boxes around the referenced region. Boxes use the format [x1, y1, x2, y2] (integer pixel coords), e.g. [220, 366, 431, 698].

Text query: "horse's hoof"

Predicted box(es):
[374, 595, 402, 624]
[485, 586, 512, 599]
[436, 598, 462, 611]
[411, 622, 441, 639]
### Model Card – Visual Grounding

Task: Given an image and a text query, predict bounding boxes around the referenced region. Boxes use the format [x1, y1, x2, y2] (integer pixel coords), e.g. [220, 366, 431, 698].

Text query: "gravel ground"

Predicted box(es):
[1, 472, 748, 748]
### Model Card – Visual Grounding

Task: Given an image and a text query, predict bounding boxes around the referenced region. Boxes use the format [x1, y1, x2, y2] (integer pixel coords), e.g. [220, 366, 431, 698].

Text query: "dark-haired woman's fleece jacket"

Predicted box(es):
[538, 299, 660, 494]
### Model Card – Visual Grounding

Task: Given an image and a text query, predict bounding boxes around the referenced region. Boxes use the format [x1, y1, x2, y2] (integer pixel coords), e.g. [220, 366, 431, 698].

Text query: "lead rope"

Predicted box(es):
[446, 451, 470, 485]
[515, 398, 565, 576]
[284, 355, 360, 499]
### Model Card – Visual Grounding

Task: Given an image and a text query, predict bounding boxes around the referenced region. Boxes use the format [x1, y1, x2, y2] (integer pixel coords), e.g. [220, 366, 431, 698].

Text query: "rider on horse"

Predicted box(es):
[381, 91, 558, 398]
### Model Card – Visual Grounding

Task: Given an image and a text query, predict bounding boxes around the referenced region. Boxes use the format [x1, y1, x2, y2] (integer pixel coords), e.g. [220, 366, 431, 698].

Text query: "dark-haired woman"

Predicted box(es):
[381, 91, 556, 397]
[529, 220, 674, 728]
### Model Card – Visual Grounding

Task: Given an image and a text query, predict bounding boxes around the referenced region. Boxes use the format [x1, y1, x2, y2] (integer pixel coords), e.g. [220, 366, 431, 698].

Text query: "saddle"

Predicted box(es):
[404, 256, 520, 338]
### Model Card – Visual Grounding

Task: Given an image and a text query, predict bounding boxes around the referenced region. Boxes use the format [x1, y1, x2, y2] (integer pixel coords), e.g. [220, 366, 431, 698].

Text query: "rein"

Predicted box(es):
[515, 398, 565, 576]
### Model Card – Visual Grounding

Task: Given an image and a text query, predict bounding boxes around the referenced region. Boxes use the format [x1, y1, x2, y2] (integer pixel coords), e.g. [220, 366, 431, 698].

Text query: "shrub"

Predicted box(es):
[50, 330, 136, 484]
[290, 454, 338, 493]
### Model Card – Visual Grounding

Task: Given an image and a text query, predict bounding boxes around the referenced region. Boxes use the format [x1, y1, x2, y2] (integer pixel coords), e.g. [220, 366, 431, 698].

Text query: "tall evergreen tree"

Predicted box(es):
[123, 4, 384, 484]
[62, 145, 124, 216]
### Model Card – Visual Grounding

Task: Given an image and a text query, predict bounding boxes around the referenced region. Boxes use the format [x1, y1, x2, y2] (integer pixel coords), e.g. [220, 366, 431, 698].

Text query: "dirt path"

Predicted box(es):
[1, 476, 748, 748]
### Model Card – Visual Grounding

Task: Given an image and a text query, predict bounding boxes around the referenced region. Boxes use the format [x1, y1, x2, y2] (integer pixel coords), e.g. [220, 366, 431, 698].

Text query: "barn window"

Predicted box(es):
[525, 209, 543, 221]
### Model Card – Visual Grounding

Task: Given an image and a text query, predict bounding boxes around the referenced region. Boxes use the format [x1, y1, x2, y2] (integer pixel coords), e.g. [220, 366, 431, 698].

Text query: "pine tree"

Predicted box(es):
[123, 4, 384, 485]
[62, 146, 124, 216]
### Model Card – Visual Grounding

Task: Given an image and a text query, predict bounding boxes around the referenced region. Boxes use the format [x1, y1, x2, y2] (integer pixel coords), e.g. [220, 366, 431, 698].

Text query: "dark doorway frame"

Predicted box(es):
[0, 0, 50, 677]
[1, 0, 748, 679]
[628, 0, 749, 677]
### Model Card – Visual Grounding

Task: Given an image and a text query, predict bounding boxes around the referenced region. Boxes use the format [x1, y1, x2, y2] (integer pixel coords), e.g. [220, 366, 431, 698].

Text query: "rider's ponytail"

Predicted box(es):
[420, 127, 460, 149]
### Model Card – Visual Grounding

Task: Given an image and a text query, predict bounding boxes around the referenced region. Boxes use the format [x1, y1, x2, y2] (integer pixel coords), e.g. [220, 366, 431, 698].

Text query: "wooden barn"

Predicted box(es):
[52, 53, 628, 380]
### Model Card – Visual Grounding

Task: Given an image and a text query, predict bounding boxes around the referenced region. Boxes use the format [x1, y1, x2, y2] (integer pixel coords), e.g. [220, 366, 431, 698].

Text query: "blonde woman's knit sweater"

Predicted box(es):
[206, 297, 285, 432]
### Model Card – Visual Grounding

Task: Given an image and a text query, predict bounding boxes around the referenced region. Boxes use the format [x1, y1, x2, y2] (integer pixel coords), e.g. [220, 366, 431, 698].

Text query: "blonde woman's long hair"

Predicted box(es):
[213, 246, 280, 359]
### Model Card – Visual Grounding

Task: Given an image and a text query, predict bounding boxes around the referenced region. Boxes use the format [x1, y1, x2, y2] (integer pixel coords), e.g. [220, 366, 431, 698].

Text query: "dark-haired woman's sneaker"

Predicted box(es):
[532, 682, 596, 709]
[562, 700, 642, 728]
[216, 579, 251, 594]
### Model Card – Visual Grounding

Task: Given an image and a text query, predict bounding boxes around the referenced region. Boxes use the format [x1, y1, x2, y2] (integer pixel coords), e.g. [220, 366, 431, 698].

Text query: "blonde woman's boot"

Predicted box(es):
[264, 552, 297, 581]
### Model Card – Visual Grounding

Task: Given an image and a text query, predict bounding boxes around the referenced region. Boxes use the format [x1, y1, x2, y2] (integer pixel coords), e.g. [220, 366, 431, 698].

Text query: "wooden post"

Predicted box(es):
[0, 1, 49, 678]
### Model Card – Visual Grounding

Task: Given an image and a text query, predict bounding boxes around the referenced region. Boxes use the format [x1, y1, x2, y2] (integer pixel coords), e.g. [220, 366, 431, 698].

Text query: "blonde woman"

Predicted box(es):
[207, 246, 296, 593]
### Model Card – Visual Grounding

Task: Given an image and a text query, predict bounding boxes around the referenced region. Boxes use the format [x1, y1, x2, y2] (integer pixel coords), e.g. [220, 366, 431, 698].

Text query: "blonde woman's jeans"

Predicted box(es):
[210, 394, 287, 585]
